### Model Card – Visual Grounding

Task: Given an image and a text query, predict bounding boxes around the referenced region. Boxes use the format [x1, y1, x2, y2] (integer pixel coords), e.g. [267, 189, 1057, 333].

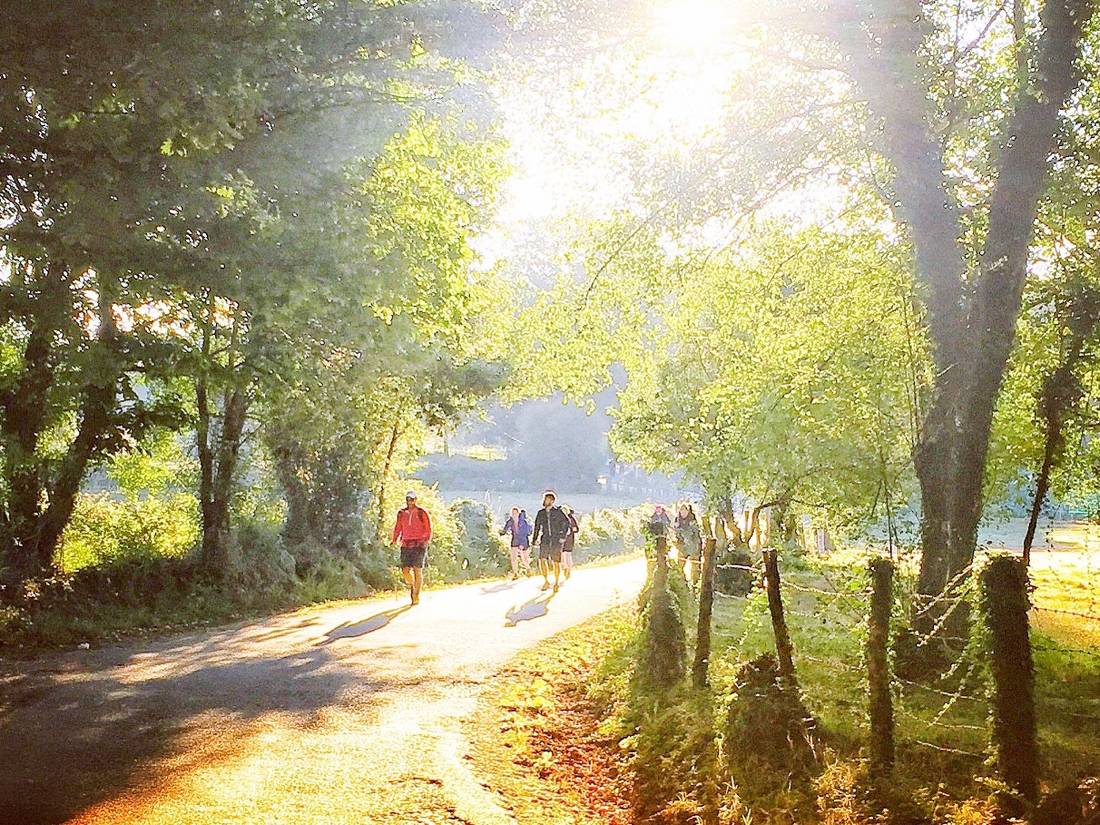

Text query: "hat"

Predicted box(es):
[405, 490, 417, 500]
[543, 489, 557, 500]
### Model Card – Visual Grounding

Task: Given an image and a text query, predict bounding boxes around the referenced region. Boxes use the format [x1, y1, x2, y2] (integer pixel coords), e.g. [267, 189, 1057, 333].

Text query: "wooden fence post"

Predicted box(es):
[643, 535, 687, 689]
[867, 557, 895, 774]
[763, 548, 797, 685]
[693, 536, 719, 689]
[980, 555, 1039, 809]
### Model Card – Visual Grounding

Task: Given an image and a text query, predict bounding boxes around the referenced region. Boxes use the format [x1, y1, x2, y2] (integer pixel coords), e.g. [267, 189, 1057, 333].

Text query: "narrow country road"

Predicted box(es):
[0, 559, 646, 825]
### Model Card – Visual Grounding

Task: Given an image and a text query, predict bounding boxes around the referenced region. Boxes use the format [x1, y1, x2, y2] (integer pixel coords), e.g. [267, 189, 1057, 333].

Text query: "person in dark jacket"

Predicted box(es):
[531, 490, 569, 592]
[560, 504, 580, 579]
[500, 506, 533, 579]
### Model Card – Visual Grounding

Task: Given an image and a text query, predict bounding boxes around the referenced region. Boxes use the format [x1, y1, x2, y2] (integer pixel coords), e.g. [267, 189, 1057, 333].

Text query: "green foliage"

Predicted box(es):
[107, 429, 197, 500]
[447, 499, 511, 575]
[523, 219, 922, 534]
[0, 0, 509, 592]
[573, 505, 649, 560]
[57, 492, 200, 573]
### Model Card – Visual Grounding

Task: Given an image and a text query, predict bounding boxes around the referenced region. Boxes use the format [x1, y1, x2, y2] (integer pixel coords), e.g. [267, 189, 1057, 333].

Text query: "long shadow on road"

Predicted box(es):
[505, 592, 555, 627]
[318, 605, 412, 645]
[0, 641, 396, 825]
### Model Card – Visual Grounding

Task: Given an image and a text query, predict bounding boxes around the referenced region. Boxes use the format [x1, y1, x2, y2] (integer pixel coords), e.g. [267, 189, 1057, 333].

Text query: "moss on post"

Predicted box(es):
[867, 556, 895, 775]
[641, 536, 687, 690]
[980, 554, 1039, 809]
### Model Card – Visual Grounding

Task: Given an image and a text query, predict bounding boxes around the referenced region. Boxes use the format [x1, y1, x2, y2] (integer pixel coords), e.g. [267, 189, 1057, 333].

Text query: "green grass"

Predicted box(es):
[579, 549, 1100, 822]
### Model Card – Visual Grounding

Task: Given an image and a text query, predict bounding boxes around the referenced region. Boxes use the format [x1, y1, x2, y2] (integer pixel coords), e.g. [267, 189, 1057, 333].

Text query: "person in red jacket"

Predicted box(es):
[392, 490, 432, 605]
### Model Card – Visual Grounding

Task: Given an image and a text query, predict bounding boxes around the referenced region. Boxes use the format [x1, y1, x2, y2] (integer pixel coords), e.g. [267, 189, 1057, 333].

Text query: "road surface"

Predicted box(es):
[0, 559, 646, 825]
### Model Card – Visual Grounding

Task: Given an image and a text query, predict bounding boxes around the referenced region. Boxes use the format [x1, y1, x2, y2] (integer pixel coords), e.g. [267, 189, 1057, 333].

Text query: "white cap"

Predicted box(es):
[405, 490, 417, 500]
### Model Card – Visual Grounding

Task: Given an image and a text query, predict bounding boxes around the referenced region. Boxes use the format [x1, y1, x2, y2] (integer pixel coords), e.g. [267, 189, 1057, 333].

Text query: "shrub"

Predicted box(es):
[725, 653, 819, 789]
[574, 505, 648, 560]
[57, 492, 200, 572]
[715, 542, 755, 596]
[629, 691, 721, 825]
[449, 498, 510, 576]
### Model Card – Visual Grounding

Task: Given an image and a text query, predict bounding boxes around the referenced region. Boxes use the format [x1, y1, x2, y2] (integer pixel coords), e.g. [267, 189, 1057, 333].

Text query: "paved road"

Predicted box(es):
[0, 559, 646, 825]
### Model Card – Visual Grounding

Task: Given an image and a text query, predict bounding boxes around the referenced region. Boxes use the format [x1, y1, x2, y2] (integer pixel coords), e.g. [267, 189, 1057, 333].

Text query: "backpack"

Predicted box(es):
[548, 506, 570, 541]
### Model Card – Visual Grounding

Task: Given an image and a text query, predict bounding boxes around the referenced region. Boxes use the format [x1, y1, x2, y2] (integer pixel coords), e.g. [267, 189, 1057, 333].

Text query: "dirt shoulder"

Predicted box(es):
[467, 606, 636, 825]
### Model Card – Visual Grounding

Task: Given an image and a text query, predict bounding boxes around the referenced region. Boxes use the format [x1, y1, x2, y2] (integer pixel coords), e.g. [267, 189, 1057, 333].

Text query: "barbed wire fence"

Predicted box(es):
[700, 509, 1100, 796]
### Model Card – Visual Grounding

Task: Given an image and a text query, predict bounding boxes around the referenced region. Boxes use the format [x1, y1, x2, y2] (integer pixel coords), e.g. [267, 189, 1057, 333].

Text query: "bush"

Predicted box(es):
[449, 498, 510, 576]
[226, 520, 298, 597]
[639, 545, 687, 691]
[715, 543, 755, 596]
[57, 492, 200, 572]
[629, 691, 721, 825]
[725, 653, 819, 788]
[574, 505, 648, 560]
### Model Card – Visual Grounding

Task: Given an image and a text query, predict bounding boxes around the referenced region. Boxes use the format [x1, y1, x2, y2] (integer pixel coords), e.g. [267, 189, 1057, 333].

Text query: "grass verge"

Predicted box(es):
[467, 605, 639, 825]
[476, 550, 1100, 824]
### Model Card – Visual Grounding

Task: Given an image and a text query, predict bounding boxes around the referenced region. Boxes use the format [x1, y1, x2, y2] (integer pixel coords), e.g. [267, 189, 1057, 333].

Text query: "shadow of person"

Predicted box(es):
[318, 605, 412, 645]
[480, 580, 517, 595]
[504, 592, 555, 627]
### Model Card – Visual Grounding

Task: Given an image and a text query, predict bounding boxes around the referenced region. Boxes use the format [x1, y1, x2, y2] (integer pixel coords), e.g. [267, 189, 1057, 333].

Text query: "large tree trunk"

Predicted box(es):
[196, 303, 250, 575]
[824, 0, 1091, 642]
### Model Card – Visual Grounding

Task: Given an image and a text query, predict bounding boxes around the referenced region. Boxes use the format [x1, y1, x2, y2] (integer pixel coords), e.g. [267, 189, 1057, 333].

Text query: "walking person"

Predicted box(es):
[560, 504, 580, 579]
[531, 490, 569, 592]
[500, 506, 533, 579]
[392, 490, 431, 605]
[674, 502, 703, 586]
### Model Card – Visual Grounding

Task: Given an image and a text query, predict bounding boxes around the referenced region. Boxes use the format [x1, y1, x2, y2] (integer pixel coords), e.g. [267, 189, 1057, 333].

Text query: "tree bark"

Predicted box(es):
[763, 548, 797, 685]
[196, 302, 250, 575]
[1022, 423, 1058, 568]
[376, 415, 403, 539]
[692, 536, 719, 689]
[824, 0, 1092, 642]
[11, 272, 119, 578]
[0, 267, 73, 582]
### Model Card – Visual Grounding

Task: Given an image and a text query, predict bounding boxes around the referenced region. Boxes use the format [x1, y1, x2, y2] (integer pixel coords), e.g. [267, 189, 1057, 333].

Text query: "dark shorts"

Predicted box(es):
[539, 543, 562, 563]
[399, 544, 427, 568]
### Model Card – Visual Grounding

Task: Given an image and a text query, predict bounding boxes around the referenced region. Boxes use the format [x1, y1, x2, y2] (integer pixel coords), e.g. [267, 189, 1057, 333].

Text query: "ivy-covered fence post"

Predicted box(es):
[642, 535, 687, 689]
[867, 557, 895, 774]
[980, 555, 1039, 809]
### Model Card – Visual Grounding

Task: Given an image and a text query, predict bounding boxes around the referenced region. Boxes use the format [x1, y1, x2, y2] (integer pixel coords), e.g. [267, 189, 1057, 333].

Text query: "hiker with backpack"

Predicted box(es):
[392, 491, 432, 605]
[531, 490, 570, 592]
[500, 506, 533, 579]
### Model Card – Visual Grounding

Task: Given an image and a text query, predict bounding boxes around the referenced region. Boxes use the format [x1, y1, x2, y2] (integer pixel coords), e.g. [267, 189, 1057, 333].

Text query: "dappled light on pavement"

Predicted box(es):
[0, 559, 645, 824]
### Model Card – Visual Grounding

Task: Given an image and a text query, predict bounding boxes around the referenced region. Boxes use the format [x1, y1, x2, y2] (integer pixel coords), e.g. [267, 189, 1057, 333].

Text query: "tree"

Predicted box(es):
[0, 0, 503, 591]
[603, 224, 919, 542]
[807, 0, 1095, 634]
[261, 118, 509, 562]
